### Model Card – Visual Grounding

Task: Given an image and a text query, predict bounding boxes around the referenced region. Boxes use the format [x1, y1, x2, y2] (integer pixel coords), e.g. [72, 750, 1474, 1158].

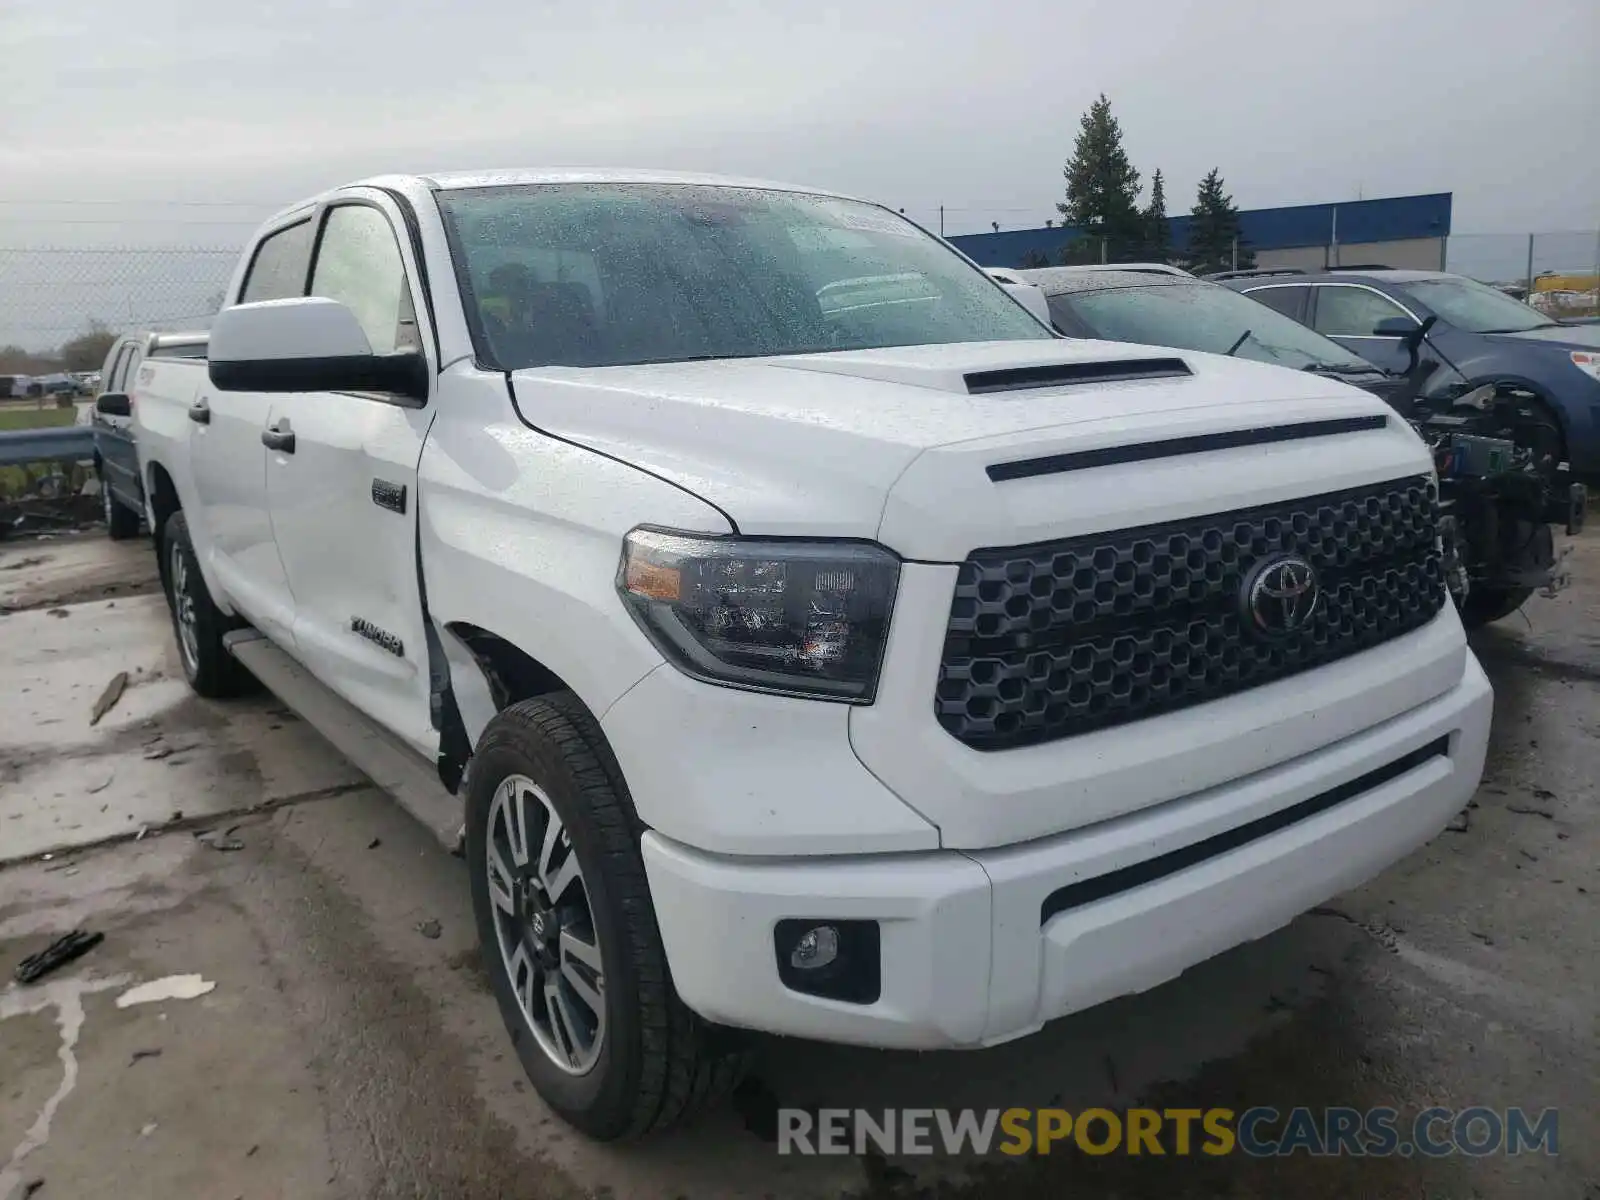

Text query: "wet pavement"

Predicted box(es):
[0, 530, 1596, 1200]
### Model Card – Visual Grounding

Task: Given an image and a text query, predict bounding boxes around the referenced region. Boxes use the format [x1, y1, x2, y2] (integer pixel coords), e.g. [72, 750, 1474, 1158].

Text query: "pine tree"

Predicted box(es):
[1183, 169, 1254, 275]
[1057, 94, 1143, 263]
[1142, 169, 1170, 263]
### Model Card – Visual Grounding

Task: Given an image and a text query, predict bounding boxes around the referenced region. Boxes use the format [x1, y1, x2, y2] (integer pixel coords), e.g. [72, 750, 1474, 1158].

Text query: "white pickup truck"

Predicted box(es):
[132, 169, 1491, 1139]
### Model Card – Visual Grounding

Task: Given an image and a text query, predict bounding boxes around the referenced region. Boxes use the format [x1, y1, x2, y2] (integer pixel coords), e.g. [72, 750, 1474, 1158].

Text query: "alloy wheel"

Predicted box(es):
[169, 541, 200, 675]
[486, 774, 606, 1074]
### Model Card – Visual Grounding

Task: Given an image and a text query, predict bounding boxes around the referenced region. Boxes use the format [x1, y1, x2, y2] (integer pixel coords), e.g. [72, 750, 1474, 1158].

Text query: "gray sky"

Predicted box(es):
[2, 0, 1597, 346]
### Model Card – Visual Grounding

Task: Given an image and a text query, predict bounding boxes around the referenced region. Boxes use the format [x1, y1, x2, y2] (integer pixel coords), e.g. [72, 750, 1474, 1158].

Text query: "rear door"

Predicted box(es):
[187, 219, 312, 645]
[262, 195, 438, 755]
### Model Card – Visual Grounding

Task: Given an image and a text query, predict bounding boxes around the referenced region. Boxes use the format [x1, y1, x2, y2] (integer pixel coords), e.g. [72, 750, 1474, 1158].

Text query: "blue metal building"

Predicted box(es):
[947, 192, 1452, 272]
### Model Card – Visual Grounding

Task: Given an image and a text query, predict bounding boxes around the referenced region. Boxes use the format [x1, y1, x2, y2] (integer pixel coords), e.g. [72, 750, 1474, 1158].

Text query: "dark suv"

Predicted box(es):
[1019, 266, 1583, 626]
[1211, 268, 1600, 474]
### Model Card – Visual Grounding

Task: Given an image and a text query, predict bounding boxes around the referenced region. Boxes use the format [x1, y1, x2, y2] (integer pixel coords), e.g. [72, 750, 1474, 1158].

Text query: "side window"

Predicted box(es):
[308, 205, 419, 355]
[1313, 286, 1408, 337]
[240, 221, 314, 304]
[1244, 285, 1308, 322]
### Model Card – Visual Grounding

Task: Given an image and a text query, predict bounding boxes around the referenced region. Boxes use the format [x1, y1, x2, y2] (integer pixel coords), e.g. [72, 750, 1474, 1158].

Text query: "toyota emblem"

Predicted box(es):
[1242, 554, 1320, 636]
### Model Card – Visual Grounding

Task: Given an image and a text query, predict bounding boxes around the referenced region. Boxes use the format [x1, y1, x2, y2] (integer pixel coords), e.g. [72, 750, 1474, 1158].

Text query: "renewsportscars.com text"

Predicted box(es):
[778, 1106, 1559, 1158]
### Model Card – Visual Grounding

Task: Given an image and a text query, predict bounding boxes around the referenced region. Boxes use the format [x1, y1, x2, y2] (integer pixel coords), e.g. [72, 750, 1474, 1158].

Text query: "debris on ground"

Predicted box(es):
[116, 974, 217, 1009]
[89, 670, 129, 726]
[143, 745, 173, 760]
[1506, 805, 1556, 819]
[129, 1049, 163, 1065]
[1445, 808, 1470, 832]
[367, 837, 381, 850]
[87, 773, 113, 794]
[22, 1180, 44, 1199]
[140, 1123, 158, 1138]
[47, 608, 68, 618]
[14, 929, 104, 984]
[1531, 786, 1558, 801]
[416, 919, 442, 940]
[197, 824, 245, 852]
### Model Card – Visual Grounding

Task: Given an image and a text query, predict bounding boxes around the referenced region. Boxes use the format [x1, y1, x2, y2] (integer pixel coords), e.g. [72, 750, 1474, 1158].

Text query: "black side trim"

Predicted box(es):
[965, 357, 1191, 395]
[1039, 735, 1450, 924]
[209, 352, 428, 403]
[988, 414, 1388, 483]
[371, 478, 408, 514]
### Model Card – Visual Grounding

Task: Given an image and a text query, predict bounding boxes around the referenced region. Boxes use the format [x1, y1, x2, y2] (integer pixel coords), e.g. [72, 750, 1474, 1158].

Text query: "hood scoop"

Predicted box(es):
[767, 344, 1192, 395]
[963, 357, 1190, 395]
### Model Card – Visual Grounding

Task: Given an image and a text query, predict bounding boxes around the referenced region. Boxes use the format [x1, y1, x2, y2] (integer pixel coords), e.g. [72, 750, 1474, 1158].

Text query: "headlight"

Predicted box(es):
[617, 528, 900, 702]
[1570, 351, 1600, 384]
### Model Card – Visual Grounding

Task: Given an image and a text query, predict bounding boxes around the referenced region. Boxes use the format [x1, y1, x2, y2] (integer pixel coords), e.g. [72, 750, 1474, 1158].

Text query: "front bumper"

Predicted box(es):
[642, 653, 1491, 1049]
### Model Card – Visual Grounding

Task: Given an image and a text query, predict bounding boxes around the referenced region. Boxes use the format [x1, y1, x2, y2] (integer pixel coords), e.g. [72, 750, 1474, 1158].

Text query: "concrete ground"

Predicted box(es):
[1, 530, 1595, 1200]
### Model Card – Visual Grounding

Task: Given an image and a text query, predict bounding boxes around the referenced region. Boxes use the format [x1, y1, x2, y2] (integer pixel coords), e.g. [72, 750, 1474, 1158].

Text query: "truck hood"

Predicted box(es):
[509, 340, 1429, 560]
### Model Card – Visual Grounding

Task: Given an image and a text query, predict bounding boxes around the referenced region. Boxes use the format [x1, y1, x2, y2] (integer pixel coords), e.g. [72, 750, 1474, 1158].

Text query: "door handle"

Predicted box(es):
[188, 401, 211, 424]
[261, 422, 296, 454]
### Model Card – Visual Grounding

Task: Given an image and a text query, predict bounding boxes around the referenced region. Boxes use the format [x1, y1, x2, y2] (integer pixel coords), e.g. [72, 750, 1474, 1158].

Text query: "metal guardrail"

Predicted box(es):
[0, 425, 94, 468]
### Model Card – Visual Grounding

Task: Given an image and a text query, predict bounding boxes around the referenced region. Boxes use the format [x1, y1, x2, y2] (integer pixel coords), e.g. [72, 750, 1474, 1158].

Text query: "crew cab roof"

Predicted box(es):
[255, 168, 868, 229]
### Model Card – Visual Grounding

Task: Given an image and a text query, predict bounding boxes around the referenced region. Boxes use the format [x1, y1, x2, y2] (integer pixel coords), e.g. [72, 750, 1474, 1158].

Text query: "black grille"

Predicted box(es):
[936, 476, 1444, 750]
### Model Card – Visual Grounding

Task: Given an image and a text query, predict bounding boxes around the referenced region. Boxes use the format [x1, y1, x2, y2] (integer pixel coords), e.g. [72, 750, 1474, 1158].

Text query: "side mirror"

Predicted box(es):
[208, 297, 428, 403]
[95, 392, 132, 417]
[1372, 316, 1419, 338]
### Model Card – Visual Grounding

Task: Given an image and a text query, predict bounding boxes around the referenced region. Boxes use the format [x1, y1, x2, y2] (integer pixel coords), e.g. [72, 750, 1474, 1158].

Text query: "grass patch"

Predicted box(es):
[0, 405, 78, 431]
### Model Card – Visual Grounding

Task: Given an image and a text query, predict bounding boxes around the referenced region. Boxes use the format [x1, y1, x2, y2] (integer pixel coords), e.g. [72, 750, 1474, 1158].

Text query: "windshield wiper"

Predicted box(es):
[1478, 323, 1560, 333]
[1224, 329, 1252, 356]
[1301, 362, 1377, 375]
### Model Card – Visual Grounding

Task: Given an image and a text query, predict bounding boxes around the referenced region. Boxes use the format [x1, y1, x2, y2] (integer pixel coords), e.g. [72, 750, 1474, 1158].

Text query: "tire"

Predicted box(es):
[466, 693, 747, 1140]
[161, 511, 251, 697]
[1460, 585, 1534, 628]
[101, 476, 141, 540]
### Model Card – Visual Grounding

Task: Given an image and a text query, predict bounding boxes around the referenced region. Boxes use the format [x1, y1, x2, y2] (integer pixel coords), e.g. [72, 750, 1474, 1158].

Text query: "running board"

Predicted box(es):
[224, 630, 461, 850]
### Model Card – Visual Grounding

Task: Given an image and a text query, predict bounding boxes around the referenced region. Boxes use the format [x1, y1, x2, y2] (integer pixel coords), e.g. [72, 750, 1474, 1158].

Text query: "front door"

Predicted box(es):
[262, 196, 438, 756]
[1309, 283, 1422, 374]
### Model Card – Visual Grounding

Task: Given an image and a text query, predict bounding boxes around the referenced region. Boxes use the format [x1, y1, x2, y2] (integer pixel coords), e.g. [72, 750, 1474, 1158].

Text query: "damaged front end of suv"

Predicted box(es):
[1385, 319, 1586, 626]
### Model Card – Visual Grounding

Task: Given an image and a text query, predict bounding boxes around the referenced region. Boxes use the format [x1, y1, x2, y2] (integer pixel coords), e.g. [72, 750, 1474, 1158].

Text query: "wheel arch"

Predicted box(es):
[1454, 369, 1571, 459]
[145, 460, 182, 544]
[434, 621, 607, 795]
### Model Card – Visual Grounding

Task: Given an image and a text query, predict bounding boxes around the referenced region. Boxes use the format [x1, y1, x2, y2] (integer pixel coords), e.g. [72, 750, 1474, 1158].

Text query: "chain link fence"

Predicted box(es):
[1445, 230, 1600, 318]
[0, 245, 240, 360]
[2, 226, 1596, 360]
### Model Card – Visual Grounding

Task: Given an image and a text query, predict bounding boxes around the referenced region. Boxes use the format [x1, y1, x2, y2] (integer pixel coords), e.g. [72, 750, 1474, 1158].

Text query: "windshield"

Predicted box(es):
[1049, 282, 1375, 371]
[1396, 276, 1555, 333]
[436, 184, 1051, 369]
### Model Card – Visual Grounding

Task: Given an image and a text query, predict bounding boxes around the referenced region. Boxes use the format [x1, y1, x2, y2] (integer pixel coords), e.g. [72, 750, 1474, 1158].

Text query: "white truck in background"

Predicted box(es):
[131, 169, 1491, 1140]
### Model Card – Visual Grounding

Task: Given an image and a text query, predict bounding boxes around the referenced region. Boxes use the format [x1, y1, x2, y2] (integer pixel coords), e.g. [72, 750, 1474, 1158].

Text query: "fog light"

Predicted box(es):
[789, 925, 840, 970]
[774, 918, 881, 1004]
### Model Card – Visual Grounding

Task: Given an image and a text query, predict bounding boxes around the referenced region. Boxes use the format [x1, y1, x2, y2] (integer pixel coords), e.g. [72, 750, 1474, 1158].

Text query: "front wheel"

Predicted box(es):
[466, 694, 746, 1140]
